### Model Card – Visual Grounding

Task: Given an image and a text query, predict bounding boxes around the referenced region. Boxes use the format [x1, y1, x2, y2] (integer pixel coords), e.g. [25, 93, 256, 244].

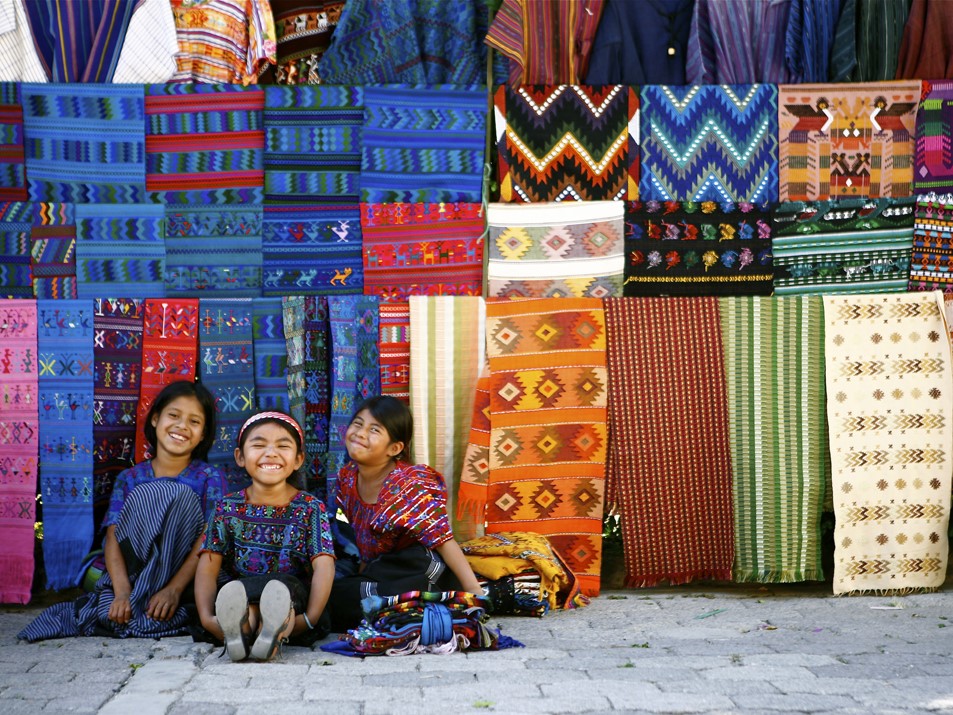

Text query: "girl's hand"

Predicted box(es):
[146, 585, 182, 621]
[108, 594, 132, 625]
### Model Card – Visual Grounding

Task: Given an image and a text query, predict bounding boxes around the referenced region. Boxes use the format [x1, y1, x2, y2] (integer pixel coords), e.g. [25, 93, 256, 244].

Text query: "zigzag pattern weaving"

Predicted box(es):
[31, 203, 77, 300]
[640, 84, 778, 203]
[252, 298, 289, 414]
[909, 194, 953, 292]
[0, 201, 32, 298]
[495, 85, 635, 202]
[0, 83, 26, 201]
[914, 80, 953, 194]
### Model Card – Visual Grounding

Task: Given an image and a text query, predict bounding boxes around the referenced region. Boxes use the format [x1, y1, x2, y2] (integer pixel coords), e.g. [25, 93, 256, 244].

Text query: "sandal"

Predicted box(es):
[215, 580, 250, 662]
[250, 580, 294, 662]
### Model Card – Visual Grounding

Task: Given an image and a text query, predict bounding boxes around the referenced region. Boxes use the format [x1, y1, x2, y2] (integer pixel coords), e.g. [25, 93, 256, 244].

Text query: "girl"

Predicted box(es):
[327, 395, 484, 631]
[195, 411, 335, 662]
[19, 380, 226, 641]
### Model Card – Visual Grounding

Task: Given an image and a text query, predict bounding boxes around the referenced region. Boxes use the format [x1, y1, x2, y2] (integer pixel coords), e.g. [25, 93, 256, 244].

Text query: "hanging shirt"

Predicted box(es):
[784, 0, 844, 82]
[0, 0, 48, 82]
[830, 0, 912, 82]
[895, 0, 953, 79]
[111, 0, 179, 83]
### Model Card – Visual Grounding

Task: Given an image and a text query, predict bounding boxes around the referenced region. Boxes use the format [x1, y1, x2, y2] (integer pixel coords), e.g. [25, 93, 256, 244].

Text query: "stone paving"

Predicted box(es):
[1, 582, 951, 714]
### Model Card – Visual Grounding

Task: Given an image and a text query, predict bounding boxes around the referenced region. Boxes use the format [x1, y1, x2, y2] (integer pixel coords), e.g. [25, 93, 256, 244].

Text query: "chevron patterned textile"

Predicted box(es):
[639, 84, 778, 203]
[604, 297, 734, 587]
[74, 203, 165, 299]
[0, 83, 26, 201]
[379, 300, 410, 402]
[36, 299, 94, 590]
[494, 85, 635, 202]
[485, 298, 607, 596]
[914, 80, 953, 194]
[303, 296, 330, 499]
[623, 200, 774, 296]
[134, 299, 199, 462]
[824, 292, 953, 594]
[909, 194, 953, 292]
[487, 201, 625, 298]
[252, 297, 289, 414]
[0, 299, 37, 603]
[456, 368, 491, 542]
[772, 198, 916, 294]
[22, 84, 146, 203]
[360, 84, 487, 204]
[145, 84, 264, 204]
[721, 296, 828, 583]
[361, 202, 485, 300]
[0, 201, 32, 298]
[31, 203, 77, 300]
[778, 81, 920, 201]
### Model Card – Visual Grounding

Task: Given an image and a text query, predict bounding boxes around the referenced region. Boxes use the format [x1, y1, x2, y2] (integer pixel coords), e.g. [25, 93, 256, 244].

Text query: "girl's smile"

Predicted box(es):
[345, 409, 403, 466]
[235, 422, 304, 488]
[151, 395, 206, 459]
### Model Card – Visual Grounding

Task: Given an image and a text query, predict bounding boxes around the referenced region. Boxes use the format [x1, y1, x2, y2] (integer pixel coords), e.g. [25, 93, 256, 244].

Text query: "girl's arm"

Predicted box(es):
[435, 538, 484, 595]
[195, 551, 225, 641]
[290, 554, 335, 637]
[103, 525, 133, 624]
[146, 533, 204, 621]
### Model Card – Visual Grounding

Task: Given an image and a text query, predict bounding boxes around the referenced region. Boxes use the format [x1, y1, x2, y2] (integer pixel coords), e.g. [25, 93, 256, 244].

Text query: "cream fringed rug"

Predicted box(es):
[824, 292, 953, 594]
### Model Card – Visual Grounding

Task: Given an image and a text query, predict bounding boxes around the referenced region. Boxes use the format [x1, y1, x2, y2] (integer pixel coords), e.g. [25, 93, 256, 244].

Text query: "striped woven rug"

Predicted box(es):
[824, 292, 953, 594]
[456, 368, 491, 542]
[720, 296, 828, 583]
[604, 297, 734, 587]
[379, 300, 410, 402]
[0, 82, 26, 201]
[909, 193, 953, 292]
[31, 203, 77, 300]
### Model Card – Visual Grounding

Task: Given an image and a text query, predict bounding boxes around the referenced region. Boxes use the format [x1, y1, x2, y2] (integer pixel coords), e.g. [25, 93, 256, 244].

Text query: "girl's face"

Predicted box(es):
[151, 395, 206, 460]
[234, 422, 304, 487]
[345, 409, 403, 466]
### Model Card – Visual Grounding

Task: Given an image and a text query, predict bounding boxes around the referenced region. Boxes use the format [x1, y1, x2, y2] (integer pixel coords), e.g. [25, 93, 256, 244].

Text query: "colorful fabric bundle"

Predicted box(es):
[0, 299, 38, 603]
[456, 369, 491, 541]
[36, 299, 94, 590]
[164, 205, 262, 297]
[720, 296, 828, 583]
[824, 292, 952, 594]
[778, 81, 920, 201]
[260, 0, 343, 84]
[640, 84, 778, 203]
[145, 84, 264, 204]
[0, 82, 26, 201]
[282, 296, 306, 431]
[378, 301, 410, 403]
[623, 200, 774, 296]
[0, 201, 33, 298]
[133, 299, 199, 462]
[914, 80, 953, 194]
[303, 296, 330, 498]
[772, 198, 916, 294]
[74, 203, 165, 299]
[360, 85, 486, 204]
[22, 83, 146, 203]
[31, 203, 76, 300]
[484, 298, 607, 596]
[909, 194, 953, 292]
[486, 201, 625, 298]
[252, 298, 289, 413]
[604, 297, 734, 587]
[361, 203, 485, 300]
[494, 85, 635, 202]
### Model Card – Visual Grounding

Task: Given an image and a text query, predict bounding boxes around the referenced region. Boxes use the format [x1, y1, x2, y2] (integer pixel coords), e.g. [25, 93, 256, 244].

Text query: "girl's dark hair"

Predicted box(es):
[350, 395, 413, 461]
[236, 411, 304, 487]
[143, 380, 217, 462]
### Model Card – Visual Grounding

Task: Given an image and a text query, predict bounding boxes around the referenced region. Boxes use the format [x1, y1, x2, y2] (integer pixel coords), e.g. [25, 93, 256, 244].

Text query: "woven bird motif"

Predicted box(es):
[640, 84, 778, 203]
[909, 193, 953, 293]
[0, 83, 26, 201]
[914, 81, 953, 194]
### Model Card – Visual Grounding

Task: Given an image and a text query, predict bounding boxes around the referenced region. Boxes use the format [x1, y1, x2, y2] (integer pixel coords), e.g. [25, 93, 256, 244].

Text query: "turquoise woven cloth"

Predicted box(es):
[252, 297, 289, 413]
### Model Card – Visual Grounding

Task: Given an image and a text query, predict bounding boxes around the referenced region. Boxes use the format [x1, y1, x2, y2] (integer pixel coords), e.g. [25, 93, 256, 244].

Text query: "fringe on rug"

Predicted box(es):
[625, 569, 734, 589]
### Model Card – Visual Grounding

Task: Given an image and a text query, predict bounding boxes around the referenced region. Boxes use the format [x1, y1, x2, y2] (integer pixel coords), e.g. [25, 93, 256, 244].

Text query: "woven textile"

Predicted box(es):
[22, 84, 146, 203]
[487, 201, 625, 299]
[361, 203, 485, 300]
[133, 299, 199, 462]
[360, 85, 486, 204]
[456, 369, 491, 542]
[145, 84, 264, 205]
[824, 292, 953, 594]
[259, 0, 343, 84]
[303, 296, 330, 498]
[408, 296, 485, 535]
[0, 201, 32, 298]
[909, 194, 953, 293]
[485, 298, 607, 596]
[92, 298, 143, 529]
[914, 80, 953, 194]
[0, 83, 26, 200]
[603, 297, 734, 587]
[772, 198, 916, 294]
[262, 203, 363, 296]
[640, 84, 778, 203]
[379, 300, 410, 402]
[164, 205, 262, 297]
[778, 81, 920, 201]
[720, 296, 828, 583]
[623, 200, 774, 296]
[252, 298, 289, 413]
[283, 296, 306, 432]
[494, 85, 635, 202]
[31, 203, 76, 300]
[74, 203, 165, 300]
[36, 299, 94, 590]
[0, 299, 37, 603]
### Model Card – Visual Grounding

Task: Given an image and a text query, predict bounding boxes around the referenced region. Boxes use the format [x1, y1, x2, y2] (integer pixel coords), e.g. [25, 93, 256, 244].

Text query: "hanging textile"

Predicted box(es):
[74, 203, 166, 300]
[252, 297, 289, 413]
[914, 80, 953, 195]
[640, 83, 778, 203]
[0, 299, 37, 603]
[31, 203, 76, 300]
[133, 298, 199, 463]
[895, 0, 953, 80]
[783, 0, 844, 83]
[36, 299, 94, 590]
[408, 295, 485, 534]
[360, 84, 486, 204]
[361, 202, 485, 300]
[0, 201, 32, 298]
[456, 369, 491, 542]
[486, 201, 625, 298]
[484, 297, 607, 597]
[22, 83, 146, 203]
[164, 205, 263, 296]
[604, 297, 734, 588]
[379, 300, 410, 403]
[109, 0, 179, 84]
[494, 85, 635, 202]
[771, 197, 916, 294]
[259, 0, 343, 84]
[778, 81, 920, 202]
[282, 295, 306, 431]
[0, 0, 48, 82]
[910, 194, 953, 292]
[0, 82, 26, 200]
[623, 200, 774, 296]
[303, 296, 330, 498]
[830, 0, 912, 83]
[824, 292, 953, 595]
[720, 296, 828, 583]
